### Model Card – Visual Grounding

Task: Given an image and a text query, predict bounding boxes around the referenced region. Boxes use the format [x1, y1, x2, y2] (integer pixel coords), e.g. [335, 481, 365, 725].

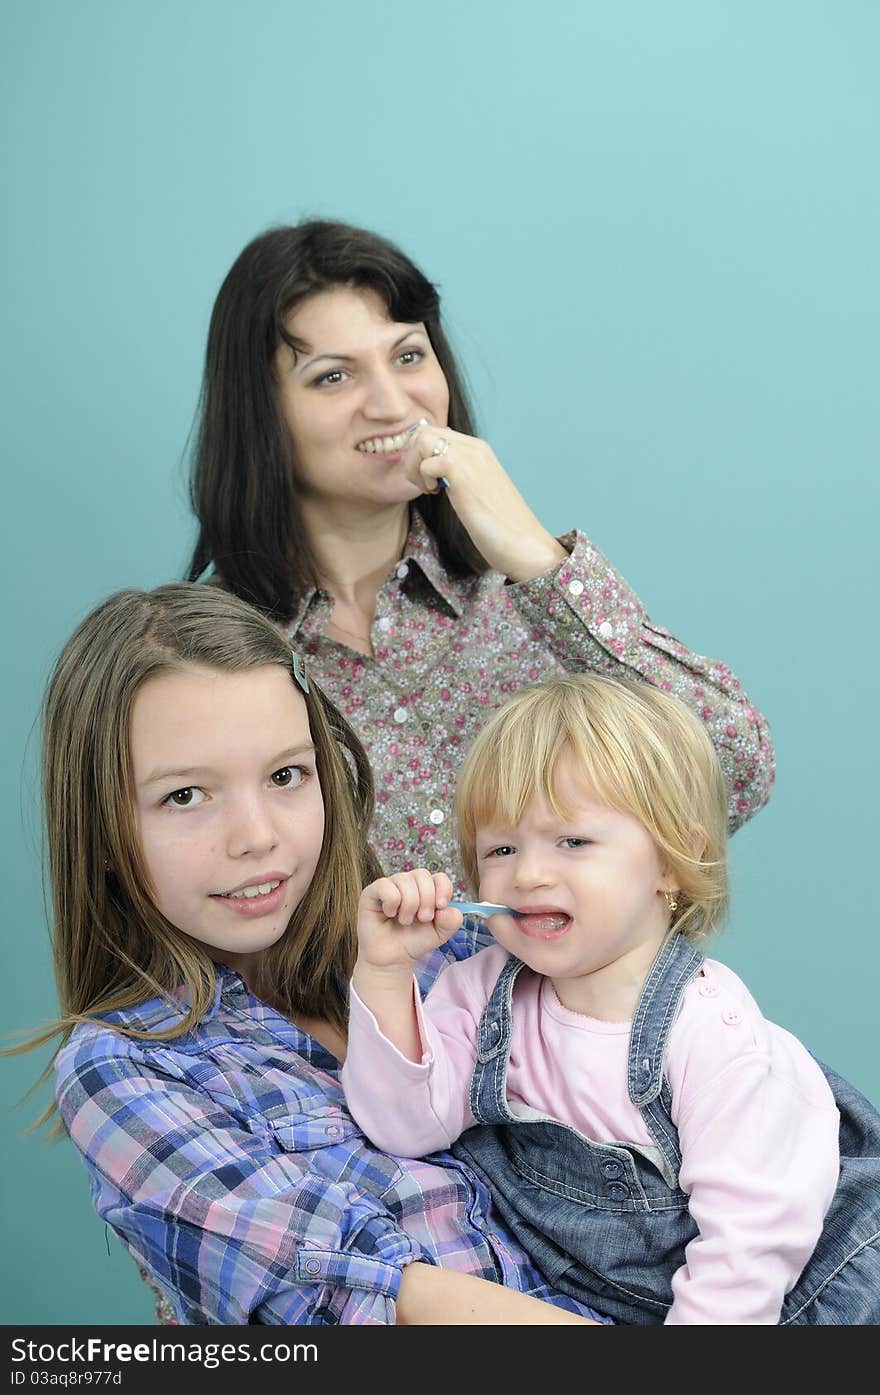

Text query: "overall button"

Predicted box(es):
[602, 1160, 624, 1179]
[607, 1182, 629, 1200]
[487, 1020, 501, 1040]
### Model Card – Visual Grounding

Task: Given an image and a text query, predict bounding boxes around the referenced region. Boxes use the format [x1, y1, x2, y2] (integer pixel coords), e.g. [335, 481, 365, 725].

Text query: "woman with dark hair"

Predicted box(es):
[188, 219, 773, 894]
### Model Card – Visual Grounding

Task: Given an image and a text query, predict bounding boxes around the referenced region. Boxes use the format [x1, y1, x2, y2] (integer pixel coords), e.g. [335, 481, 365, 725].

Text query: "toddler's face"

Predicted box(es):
[474, 754, 671, 1005]
[129, 662, 325, 979]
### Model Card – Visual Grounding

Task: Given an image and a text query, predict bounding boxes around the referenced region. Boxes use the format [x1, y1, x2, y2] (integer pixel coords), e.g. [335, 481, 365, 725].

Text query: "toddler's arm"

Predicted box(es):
[351, 869, 463, 1061]
[664, 983, 839, 1324]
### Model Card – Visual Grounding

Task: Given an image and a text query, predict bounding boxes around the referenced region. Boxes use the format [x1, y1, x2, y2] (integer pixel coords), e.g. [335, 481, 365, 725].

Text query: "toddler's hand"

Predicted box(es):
[356, 869, 463, 972]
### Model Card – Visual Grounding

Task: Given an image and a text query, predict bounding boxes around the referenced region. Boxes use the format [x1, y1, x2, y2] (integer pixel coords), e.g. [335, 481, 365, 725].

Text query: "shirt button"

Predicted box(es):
[429, 809, 445, 825]
[377, 617, 392, 632]
[597, 620, 613, 639]
[304, 1258, 321, 1276]
[326, 1125, 341, 1136]
[699, 980, 720, 998]
[722, 1007, 742, 1026]
[396, 562, 410, 580]
[568, 579, 585, 597]
[393, 707, 409, 723]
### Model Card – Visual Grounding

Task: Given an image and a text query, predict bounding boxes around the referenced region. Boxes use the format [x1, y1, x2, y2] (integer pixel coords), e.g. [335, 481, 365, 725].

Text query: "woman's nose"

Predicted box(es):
[225, 797, 279, 859]
[361, 364, 411, 420]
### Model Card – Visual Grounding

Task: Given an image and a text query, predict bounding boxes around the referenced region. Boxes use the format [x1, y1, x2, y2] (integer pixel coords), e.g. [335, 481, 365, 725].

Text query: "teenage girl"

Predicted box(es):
[32, 584, 604, 1325]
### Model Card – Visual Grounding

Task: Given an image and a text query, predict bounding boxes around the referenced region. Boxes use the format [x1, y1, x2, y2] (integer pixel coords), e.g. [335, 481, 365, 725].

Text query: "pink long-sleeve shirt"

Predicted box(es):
[342, 945, 840, 1325]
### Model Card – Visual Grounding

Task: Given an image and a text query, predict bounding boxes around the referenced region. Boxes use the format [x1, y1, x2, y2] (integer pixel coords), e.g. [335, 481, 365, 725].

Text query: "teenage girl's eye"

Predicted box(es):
[396, 347, 425, 367]
[270, 765, 306, 789]
[163, 787, 205, 809]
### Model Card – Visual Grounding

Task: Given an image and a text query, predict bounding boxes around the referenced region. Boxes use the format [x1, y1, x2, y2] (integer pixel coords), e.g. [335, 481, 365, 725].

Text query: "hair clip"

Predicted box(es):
[292, 650, 310, 695]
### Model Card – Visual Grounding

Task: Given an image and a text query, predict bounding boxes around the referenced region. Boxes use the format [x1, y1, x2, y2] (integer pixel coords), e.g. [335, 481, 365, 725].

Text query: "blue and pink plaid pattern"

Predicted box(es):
[55, 923, 598, 1324]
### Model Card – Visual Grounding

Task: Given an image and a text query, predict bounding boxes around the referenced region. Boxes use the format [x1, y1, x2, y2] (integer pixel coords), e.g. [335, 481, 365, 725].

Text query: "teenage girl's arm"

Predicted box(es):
[396, 1263, 601, 1325]
[54, 1029, 597, 1325]
[405, 424, 774, 833]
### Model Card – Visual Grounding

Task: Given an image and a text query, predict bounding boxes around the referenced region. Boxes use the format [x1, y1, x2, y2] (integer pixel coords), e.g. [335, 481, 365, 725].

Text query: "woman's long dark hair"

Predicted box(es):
[187, 220, 488, 622]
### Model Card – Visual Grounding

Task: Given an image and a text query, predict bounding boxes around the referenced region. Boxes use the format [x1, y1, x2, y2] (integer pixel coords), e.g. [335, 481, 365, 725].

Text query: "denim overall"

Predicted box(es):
[451, 932, 880, 1324]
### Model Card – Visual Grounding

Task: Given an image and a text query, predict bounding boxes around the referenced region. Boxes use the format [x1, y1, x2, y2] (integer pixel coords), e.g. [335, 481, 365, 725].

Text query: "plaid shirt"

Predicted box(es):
[55, 923, 602, 1325]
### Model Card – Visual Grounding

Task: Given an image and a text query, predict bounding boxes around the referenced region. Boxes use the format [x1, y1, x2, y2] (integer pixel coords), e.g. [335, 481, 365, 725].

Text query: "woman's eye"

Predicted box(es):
[271, 765, 306, 789]
[164, 787, 205, 809]
[312, 368, 348, 387]
[396, 348, 424, 366]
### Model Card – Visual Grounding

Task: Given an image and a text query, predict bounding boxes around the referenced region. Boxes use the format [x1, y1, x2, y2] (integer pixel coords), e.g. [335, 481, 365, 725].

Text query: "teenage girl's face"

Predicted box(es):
[130, 663, 325, 981]
[274, 285, 450, 510]
[474, 753, 672, 1014]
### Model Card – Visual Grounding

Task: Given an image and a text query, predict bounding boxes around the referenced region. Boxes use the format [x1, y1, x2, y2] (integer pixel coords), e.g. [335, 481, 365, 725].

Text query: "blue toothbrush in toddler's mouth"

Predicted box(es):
[449, 900, 521, 918]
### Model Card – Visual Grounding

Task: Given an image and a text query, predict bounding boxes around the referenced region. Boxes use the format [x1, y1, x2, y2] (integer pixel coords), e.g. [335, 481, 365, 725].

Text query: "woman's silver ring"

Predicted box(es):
[431, 438, 450, 457]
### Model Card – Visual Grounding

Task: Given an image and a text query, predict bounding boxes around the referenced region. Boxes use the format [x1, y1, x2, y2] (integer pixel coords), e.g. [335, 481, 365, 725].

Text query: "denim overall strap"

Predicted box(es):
[627, 932, 704, 1177]
[469, 954, 527, 1124]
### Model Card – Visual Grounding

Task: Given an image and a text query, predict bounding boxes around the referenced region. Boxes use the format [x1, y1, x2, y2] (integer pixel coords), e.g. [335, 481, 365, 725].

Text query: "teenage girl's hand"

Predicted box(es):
[355, 870, 464, 974]
[403, 424, 568, 583]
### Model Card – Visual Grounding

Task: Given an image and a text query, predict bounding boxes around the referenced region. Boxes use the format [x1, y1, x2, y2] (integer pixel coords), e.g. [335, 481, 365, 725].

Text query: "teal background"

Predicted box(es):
[2, 0, 877, 1324]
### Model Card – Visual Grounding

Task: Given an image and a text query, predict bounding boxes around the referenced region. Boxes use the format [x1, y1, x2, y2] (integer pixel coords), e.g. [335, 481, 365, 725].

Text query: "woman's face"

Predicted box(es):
[274, 285, 450, 510]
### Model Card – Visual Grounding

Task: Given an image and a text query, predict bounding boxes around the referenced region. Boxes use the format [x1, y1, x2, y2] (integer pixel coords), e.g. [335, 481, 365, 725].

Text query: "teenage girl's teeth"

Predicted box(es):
[357, 431, 411, 454]
[224, 880, 281, 900]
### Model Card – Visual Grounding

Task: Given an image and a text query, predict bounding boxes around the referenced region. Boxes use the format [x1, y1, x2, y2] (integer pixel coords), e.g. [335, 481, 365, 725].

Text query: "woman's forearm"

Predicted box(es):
[395, 1262, 601, 1325]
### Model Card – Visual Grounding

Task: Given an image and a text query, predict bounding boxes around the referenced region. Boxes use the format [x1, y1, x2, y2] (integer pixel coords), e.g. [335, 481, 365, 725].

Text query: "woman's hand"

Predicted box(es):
[355, 869, 463, 973]
[404, 424, 568, 583]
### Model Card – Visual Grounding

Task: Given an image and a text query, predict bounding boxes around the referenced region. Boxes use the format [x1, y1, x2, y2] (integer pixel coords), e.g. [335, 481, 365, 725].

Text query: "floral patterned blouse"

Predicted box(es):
[286, 512, 773, 896]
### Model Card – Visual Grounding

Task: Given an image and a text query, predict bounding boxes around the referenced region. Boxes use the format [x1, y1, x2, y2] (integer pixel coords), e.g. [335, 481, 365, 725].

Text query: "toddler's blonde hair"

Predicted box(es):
[455, 675, 728, 940]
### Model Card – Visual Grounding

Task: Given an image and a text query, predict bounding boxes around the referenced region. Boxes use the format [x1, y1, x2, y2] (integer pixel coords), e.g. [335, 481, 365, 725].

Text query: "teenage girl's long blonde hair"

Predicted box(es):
[20, 583, 381, 1104]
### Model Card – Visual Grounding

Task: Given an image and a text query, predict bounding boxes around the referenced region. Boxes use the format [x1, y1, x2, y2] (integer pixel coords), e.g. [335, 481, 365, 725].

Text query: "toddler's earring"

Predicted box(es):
[664, 890, 678, 915]
[103, 859, 112, 872]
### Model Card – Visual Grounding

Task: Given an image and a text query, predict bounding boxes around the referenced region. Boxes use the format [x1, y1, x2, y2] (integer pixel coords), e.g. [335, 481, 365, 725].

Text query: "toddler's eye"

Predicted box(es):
[271, 766, 305, 788]
[164, 787, 205, 809]
[486, 845, 515, 858]
[561, 837, 592, 849]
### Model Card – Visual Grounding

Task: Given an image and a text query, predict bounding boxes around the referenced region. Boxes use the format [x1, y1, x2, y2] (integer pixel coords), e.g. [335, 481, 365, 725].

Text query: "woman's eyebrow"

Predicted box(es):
[299, 329, 424, 372]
